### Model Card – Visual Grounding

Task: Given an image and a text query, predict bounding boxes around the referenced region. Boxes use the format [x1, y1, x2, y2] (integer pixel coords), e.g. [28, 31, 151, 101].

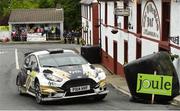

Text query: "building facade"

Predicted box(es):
[81, 0, 180, 83]
[80, 0, 100, 45]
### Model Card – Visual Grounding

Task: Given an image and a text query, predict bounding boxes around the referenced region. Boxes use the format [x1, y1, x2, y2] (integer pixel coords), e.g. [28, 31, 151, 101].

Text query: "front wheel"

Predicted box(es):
[16, 77, 24, 95]
[35, 82, 44, 104]
[94, 94, 107, 101]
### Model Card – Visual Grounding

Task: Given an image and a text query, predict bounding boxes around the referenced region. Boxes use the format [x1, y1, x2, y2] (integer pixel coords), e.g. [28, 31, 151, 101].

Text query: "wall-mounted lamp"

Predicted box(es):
[128, 23, 133, 29]
[111, 29, 118, 34]
[83, 26, 88, 33]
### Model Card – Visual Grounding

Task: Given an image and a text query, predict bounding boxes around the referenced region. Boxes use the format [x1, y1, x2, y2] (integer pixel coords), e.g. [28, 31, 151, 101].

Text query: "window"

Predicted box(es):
[90, 30, 91, 45]
[29, 55, 38, 71]
[105, 36, 108, 53]
[137, 3, 141, 33]
[114, 2, 118, 27]
[89, 6, 91, 21]
[124, 3, 128, 29]
[105, 2, 108, 25]
[24, 56, 30, 67]
[136, 39, 141, 59]
[38, 53, 88, 67]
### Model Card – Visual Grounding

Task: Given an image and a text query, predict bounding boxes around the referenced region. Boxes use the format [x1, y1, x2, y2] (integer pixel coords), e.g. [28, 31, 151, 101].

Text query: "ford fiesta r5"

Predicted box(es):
[16, 49, 108, 104]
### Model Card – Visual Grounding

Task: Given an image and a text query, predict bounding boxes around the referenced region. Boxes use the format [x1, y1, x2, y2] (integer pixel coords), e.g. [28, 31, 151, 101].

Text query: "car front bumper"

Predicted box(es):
[42, 89, 109, 101]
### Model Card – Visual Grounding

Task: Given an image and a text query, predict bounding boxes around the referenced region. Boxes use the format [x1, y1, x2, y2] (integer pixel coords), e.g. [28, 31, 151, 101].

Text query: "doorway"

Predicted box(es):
[113, 41, 117, 74]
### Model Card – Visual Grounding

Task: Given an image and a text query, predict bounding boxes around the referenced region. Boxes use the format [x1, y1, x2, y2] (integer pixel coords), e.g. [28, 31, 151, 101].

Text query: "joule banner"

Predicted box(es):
[142, 0, 160, 39]
[136, 73, 172, 96]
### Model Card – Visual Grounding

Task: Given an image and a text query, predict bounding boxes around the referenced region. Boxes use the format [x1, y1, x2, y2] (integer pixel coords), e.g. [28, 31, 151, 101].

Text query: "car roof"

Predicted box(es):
[26, 49, 76, 57]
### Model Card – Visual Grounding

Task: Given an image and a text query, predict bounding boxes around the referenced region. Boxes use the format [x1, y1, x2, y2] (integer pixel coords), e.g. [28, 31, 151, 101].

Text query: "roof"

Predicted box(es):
[9, 8, 64, 24]
[30, 49, 75, 56]
[80, 0, 96, 5]
[98, 0, 121, 1]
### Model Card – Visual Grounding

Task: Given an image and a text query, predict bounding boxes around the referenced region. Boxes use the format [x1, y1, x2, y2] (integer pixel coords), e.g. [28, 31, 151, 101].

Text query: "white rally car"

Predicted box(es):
[16, 49, 108, 104]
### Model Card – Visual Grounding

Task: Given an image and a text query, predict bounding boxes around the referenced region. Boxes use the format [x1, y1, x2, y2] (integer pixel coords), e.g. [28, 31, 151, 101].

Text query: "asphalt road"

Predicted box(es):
[0, 43, 179, 110]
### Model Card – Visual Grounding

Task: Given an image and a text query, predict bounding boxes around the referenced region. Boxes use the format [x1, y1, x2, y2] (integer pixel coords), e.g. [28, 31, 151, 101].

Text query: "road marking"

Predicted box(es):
[0, 51, 4, 54]
[15, 48, 20, 70]
[0, 50, 6, 54]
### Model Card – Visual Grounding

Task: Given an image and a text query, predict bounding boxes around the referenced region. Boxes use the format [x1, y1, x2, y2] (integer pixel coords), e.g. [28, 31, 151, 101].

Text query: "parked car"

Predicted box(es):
[16, 49, 108, 104]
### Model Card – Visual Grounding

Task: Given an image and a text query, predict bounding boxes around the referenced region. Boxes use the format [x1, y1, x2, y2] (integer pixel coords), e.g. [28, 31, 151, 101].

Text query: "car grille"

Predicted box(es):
[61, 78, 97, 96]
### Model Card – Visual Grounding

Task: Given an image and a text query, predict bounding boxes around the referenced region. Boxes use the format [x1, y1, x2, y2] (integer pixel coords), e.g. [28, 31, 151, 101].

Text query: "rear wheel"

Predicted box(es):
[35, 82, 44, 104]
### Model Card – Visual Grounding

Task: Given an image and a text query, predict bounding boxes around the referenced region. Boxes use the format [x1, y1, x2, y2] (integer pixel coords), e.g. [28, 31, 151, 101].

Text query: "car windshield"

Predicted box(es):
[38, 53, 88, 67]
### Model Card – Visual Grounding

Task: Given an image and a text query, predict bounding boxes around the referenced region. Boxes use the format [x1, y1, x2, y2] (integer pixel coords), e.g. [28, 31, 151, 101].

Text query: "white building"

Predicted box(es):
[81, 0, 180, 84]
[80, 0, 100, 45]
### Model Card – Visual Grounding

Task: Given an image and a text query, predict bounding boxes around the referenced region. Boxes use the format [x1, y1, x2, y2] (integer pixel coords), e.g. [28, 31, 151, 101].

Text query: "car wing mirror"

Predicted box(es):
[24, 65, 32, 71]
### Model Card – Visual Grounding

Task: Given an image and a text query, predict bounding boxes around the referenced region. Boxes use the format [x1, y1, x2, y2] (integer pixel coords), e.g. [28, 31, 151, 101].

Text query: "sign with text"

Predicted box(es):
[136, 73, 172, 96]
[142, 1, 160, 39]
[114, 8, 130, 16]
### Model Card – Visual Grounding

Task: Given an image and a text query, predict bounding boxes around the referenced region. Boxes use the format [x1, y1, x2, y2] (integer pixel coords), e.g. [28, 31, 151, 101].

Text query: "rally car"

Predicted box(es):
[16, 49, 108, 104]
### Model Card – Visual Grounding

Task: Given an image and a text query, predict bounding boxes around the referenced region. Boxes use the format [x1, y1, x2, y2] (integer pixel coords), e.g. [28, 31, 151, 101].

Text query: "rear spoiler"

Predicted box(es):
[47, 49, 64, 54]
[24, 49, 65, 57]
[24, 51, 33, 57]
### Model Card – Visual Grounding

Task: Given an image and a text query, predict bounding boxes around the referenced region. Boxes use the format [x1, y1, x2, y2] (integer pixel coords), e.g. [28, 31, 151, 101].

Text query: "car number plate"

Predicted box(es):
[70, 85, 90, 92]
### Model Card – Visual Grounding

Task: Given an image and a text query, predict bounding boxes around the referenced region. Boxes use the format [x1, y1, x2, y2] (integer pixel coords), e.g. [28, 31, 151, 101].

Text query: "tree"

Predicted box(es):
[0, 0, 10, 17]
[0, 0, 39, 17]
[37, 0, 56, 8]
[55, 0, 81, 31]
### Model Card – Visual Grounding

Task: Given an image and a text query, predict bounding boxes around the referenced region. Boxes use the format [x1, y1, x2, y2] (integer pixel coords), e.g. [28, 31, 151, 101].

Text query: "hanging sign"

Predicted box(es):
[114, 8, 130, 16]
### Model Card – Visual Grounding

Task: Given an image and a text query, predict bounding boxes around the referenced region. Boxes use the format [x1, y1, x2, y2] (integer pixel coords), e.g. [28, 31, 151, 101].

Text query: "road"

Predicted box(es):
[0, 43, 179, 110]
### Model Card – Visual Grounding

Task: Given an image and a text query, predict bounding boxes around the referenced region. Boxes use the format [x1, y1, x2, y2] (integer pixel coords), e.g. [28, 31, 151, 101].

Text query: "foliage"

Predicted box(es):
[0, 0, 39, 17]
[0, 0, 9, 16]
[37, 0, 56, 8]
[55, 0, 81, 30]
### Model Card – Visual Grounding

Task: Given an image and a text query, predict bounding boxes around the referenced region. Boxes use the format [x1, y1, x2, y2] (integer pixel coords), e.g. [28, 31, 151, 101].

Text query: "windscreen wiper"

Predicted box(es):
[58, 64, 81, 67]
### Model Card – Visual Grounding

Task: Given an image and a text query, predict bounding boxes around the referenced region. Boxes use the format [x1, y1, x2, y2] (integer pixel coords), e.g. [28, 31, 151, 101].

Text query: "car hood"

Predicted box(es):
[43, 64, 97, 80]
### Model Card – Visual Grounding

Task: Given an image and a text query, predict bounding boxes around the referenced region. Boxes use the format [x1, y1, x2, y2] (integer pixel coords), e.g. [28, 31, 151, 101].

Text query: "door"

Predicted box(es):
[21, 56, 31, 86]
[162, 2, 170, 42]
[136, 39, 141, 59]
[160, 1, 170, 52]
[124, 40, 128, 64]
[113, 41, 117, 74]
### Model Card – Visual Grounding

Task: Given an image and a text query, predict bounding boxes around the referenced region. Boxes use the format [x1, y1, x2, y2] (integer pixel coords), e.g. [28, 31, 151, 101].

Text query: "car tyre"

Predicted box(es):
[17, 77, 24, 95]
[35, 82, 44, 104]
[94, 94, 107, 101]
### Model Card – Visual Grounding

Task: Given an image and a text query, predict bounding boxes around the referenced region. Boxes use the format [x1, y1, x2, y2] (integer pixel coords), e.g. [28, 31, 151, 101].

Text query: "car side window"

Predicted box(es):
[29, 55, 38, 71]
[24, 56, 30, 67]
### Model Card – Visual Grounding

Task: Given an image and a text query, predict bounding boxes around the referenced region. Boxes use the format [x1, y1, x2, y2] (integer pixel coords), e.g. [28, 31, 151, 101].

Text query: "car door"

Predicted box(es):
[25, 55, 39, 92]
[20, 55, 31, 86]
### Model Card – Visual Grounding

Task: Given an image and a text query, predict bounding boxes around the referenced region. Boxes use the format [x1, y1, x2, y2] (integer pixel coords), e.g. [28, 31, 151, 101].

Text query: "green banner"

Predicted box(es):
[0, 26, 9, 31]
[136, 73, 172, 96]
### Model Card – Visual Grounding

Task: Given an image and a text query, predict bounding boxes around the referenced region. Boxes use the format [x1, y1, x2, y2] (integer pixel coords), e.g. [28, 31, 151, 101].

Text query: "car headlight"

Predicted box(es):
[95, 68, 105, 79]
[44, 73, 63, 82]
[95, 68, 103, 74]
[99, 79, 106, 87]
